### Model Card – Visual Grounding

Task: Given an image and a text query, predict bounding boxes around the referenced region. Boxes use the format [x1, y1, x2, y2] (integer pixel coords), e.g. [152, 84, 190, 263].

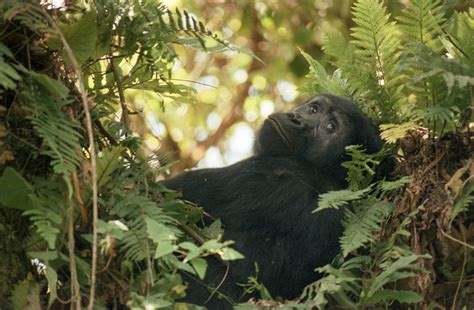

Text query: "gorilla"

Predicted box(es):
[162, 94, 382, 308]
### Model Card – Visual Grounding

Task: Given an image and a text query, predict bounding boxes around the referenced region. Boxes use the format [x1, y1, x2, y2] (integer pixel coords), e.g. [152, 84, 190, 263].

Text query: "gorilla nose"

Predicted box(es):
[287, 112, 303, 126]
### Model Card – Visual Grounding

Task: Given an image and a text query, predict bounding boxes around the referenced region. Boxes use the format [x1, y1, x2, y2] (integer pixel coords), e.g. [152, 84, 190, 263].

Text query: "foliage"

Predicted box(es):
[0, 0, 245, 308]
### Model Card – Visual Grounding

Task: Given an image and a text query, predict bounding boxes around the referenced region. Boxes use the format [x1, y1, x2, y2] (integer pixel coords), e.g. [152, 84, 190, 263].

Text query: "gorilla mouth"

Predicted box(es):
[267, 116, 292, 148]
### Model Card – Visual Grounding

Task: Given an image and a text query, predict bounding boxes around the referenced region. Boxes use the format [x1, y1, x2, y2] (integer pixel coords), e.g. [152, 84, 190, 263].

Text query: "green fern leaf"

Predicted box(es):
[351, 0, 400, 83]
[451, 182, 474, 222]
[396, 0, 446, 52]
[23, 205, 62, 249]
[96, 146, 126, 189]
[367, 255, 423, 296]
[111, 191, 179, 261]
[322, 30, 355, 71]
[22, 82, 82, 194]
[379, 122, 418, 144]
[0, 43, 21, 90]
[349, 0, 404, 119]
[315, 187, 372, 213]
[341, 202, 393, 257]
[448, 9, 474, 65]
[365, 289, 421, 305]
[299, 49, 354, 98]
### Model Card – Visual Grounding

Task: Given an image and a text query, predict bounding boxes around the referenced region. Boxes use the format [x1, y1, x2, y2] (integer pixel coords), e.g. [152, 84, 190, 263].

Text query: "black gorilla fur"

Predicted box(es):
[162, 94, 382, 308]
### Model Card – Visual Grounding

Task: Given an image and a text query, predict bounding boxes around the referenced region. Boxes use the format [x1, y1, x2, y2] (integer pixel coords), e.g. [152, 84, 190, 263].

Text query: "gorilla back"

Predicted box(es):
[162, 94, 382, 308]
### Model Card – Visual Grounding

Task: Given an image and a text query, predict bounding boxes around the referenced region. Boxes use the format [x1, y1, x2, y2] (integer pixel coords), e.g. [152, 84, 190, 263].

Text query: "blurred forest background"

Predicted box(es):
[134, 0, 396, 172]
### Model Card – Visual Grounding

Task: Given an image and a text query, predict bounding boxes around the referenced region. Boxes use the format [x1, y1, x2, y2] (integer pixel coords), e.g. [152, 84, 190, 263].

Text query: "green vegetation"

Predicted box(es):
[0, 0, 473, 309]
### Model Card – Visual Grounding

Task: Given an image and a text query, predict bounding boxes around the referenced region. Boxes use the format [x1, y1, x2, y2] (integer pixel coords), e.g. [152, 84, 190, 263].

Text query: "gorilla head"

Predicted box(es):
[254, 94, 381, 170]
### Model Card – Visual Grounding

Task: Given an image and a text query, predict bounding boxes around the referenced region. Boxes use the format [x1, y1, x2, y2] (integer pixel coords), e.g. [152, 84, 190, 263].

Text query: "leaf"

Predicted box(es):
[341, 202, 393, 256]
[154, 241, 177, 259]
[299, 48, 353, 97]
[0, 167, 36, 210]
[378, 176, 411, 192]
[0, 43, 21, 90]
[315, 187, 372, 212]
[365, 289, 421, 305]
[11, 277, 41, 310]
[396, 0, 445, 52]
[0, 42, 15, 58]
[44, 265, 58, 306]
[379, 123, 418, 144]
[191, 257, 208, 280]
[50, 11, 98, 65]
[27, 251, 59, 261]
[0, 60, 21, 90]
[146, 217, 177, 243]
[220, 247, 244, 260]
[28, 72, 69, 99]
[367, 255, 422, 296]
[96, 146, 126, 188]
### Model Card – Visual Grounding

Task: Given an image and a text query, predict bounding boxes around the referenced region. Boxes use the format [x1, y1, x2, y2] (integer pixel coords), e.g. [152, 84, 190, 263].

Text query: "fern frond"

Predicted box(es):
[447, 9, 474, 65]
[22, 81, 82, 194]
[299, 49, 354, 98]
[366, 255, 424, 297]
[111, 191, 179, 261]
[322, 30, 355, 72]
[451, 182, 474, 222]
[378, 176, 410, 193]
[23, 207, 62, 249]
[400, 42, 473, 112]
[351, 0, 401, 85]
[350, 0, 404, 118]
[342, 145, 383, 190]
[397, 0, 446, 52]
[341, 202, 393, 257]
[22, 181, 66, 249]
[379, 122, 418, 144]
[365, 289, 421, 305]
[315, 187, 372, 213]
[413, 106, 456, 133]
[449, 160, 474, 222]
[0, 43, 21, 90]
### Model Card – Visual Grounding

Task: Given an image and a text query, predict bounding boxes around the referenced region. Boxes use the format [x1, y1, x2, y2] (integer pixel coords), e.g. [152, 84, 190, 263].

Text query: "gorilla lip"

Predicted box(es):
[267, 116, 292, 148]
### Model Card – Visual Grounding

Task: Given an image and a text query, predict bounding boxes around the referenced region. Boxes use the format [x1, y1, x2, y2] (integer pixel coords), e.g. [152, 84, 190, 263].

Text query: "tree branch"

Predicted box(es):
[41, 8, 99, 309]
[110, 57, 130, 129]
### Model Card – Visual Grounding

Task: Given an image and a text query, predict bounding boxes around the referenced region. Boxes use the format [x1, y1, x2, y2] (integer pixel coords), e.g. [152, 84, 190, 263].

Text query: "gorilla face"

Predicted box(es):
[254, 94, 381, 167]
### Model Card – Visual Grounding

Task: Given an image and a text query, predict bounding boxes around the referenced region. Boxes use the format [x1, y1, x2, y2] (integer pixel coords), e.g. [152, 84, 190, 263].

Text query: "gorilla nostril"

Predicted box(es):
[288, 113, 296, 118]
[289, 118, 302, 126]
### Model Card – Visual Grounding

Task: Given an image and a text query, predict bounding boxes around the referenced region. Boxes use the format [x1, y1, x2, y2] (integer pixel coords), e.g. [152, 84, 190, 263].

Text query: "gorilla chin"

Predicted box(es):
[162, 93, 382, 309]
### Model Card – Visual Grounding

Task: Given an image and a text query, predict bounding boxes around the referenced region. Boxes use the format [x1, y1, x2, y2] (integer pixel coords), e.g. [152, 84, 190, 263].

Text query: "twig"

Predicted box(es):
[110, 58, 129, 129]
[67, 200, 81, 309]
[40, 8, 99, 310]
[440, 229, 474, 250]
[204, 262, 230, 305]
[71, 171, 88, 225]
[94, 119, 117, 145]
[9, 132, 41, 151]
[451, 227, 467, 310]
[179, 223, 206, 245]
[421, 147, 447, 176]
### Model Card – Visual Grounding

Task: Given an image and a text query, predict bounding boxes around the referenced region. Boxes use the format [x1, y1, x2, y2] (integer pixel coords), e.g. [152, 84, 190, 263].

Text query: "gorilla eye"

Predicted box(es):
[309, 106, 318, 114]
[326, 121, 336, 132]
